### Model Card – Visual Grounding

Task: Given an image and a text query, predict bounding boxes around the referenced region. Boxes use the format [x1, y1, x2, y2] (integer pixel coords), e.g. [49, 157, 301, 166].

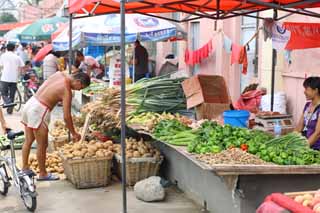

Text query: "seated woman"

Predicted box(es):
[295, 77, 320, 150]
[233, 83, 267, 113]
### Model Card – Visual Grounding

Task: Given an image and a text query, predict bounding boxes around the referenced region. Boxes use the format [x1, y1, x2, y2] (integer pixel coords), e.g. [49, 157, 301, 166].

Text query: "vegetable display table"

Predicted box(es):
[138, 131, 320, 213]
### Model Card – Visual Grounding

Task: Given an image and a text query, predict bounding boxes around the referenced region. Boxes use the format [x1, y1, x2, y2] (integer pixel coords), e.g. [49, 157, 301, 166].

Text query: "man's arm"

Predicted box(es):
[62, 88, 80, 141]
[308, 118, 320, 146]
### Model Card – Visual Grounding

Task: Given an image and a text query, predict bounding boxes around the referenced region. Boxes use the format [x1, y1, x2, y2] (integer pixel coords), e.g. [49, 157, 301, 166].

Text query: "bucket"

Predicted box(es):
[223, 110, 250, 128]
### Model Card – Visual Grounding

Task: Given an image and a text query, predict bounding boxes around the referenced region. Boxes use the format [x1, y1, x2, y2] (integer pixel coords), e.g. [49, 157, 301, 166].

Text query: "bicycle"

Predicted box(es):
[14, 82, 23, 112]
[0, 104, 37, 212]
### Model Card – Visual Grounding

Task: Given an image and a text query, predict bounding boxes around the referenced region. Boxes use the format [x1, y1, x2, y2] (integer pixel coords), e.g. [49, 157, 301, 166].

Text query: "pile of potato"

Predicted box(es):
[60, 140, 114, 160]
[29, 152, 64, 174]
[50, 118, 82, 138]
[294, 191, 320, 212]
[114, 138, 162, 160]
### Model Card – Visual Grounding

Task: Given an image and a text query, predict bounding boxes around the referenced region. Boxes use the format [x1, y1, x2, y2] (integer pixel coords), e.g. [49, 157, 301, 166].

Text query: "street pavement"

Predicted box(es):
[0, 107, 202, 213]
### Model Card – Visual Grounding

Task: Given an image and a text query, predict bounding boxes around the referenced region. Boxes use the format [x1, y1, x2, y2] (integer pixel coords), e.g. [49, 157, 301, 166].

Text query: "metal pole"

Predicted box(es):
[120, 0, 127, 212]
[68, 14, 73, 142]
[271, 48, 276, 112]
[271, 10, 277, 112]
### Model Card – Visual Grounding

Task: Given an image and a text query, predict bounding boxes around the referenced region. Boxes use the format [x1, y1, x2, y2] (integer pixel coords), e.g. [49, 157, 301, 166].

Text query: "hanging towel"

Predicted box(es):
[284, 50, 292, 65]
[223, 36, 232, 53]
[184, 39, 215, 66]
[231, 43, 242, 64]
[239, 46, 248, 75]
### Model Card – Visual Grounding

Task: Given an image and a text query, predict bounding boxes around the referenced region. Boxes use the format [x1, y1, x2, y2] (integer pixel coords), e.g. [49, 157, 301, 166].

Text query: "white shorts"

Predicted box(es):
[21, 97, 51, 130]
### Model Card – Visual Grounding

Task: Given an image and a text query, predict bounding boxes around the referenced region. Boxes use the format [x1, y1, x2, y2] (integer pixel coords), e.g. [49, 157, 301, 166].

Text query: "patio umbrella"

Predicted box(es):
[18, 17, 68, 42]
[33, 44, 53, 62]
[52, 14, 186, 51]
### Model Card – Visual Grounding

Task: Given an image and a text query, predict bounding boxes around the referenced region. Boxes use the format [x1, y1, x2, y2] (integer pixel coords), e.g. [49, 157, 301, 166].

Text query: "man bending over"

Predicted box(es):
[21, 72, 90, 181]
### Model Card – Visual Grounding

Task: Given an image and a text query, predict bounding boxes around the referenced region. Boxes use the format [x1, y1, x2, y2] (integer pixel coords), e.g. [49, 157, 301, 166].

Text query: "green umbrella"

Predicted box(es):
[18, 17, 67, 42]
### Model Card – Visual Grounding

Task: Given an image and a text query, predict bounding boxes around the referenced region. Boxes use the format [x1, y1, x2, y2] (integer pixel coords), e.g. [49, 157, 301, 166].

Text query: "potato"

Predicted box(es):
[105, 140, 113, 146]
[133, 151, 141, 158]
[303, 199, 312, 207]
[102, 143, 109, 149]
[89, 140, 96, 145]
[132, 145, 138, 150]
[96, 150, 105, 158]
[138, 147, 146, 155]
[127, 152, 133, 158]
[73, 150, 83, 158]
[105, 151, 113, 159]
[66, 154, 74, 159]
[303, 194, 314, 201]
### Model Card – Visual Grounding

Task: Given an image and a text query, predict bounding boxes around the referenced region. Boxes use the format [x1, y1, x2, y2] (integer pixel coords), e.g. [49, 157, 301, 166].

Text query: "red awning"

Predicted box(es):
[68, 0, 320, 20]
[0, 21, 32, 31]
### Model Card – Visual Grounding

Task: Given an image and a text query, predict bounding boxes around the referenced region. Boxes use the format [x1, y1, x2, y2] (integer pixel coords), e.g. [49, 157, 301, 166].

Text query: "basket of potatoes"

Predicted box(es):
[59, 140, 114, 189]
[113, 138, 163, 186]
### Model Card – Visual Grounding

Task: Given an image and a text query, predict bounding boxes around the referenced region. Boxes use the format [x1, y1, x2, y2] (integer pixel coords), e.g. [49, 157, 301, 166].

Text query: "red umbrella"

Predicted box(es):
[33, 44, 53, 62]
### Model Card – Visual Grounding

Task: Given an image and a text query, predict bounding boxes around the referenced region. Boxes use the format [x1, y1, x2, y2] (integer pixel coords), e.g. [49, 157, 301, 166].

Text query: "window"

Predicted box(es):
[171, 13, 180, 58]
[190, 21, 200, 74]
[240, 15, 259, 91]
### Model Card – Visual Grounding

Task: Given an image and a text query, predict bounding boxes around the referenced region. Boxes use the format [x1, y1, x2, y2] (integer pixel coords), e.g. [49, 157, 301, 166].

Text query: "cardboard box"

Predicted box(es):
[182, 74, 231, 120]
[196, 103, 230, 120]
[182, 74, 230, 109]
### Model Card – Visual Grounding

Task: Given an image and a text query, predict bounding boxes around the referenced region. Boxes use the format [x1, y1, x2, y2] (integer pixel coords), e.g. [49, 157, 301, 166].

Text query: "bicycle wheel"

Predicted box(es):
[0, 166, 9, 196]
[19, 178, 37, 212]
[14, 89, 22, 112]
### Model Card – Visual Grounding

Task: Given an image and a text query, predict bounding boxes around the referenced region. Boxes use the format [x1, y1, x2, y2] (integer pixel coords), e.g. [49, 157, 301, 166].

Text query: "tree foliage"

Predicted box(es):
[23, 0, 43, 6]
[0, 13, 17, 24]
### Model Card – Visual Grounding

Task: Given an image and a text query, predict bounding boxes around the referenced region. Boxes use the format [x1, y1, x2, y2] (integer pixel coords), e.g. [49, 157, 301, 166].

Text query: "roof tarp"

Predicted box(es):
[0, 21, 32, 31]
[68, 0, 320, 18]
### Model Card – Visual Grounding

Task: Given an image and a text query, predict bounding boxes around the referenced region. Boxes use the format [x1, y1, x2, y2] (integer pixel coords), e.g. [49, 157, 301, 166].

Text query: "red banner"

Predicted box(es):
[283, 22, 320, 50]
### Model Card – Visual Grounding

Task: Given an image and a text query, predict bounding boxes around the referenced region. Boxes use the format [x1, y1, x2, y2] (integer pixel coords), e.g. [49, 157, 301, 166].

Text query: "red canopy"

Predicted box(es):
[68, 0, 320, 20]
[0, 21, 32, 31]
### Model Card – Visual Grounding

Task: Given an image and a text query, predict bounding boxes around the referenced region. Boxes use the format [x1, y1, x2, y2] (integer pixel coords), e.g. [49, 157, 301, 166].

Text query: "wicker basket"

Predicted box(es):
[115, 154, 163, 186]
[61, 156, 112, 189]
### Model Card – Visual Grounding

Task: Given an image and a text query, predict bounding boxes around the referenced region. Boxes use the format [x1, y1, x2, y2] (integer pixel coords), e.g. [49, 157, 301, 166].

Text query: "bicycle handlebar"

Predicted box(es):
[2, 103, 17, 109]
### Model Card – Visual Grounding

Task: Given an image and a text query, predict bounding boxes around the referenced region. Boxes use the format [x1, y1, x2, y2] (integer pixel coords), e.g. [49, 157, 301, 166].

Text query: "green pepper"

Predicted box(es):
[261, 155, 271, 162]
[259, 144, 267, 150]
[295, 158, 305, 165]
[248, 145, 258, 154]
[211, 145, 222, 153]
[260, 149, 267, 156]
[280, 152, 288, 159]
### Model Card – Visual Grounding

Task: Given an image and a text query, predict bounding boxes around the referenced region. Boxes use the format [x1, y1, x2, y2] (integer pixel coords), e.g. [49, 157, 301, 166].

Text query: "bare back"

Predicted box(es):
[35, 72, 71, 109]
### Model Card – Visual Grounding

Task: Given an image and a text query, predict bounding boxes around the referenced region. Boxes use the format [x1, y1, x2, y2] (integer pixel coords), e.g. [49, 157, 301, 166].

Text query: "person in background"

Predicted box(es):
[233, 83, 267, 114]
[23, 61, 39, 94]
[295, 77, 320, 150]
[42, 51, 60, 80]
[16, 43, 29, 63]
[134, 40, 149, 82]
[78, 55, 100, 76]
[72, 50, 85, 73]
[0, 43, 25, 114]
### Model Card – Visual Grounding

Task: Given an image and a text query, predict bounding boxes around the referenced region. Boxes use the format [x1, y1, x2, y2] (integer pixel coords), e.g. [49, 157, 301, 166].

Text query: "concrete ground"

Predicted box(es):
[0, 107, 203, 213]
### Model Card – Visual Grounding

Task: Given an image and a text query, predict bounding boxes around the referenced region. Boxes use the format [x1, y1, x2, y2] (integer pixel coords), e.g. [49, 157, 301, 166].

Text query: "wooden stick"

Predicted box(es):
[79, 113, 91, 143]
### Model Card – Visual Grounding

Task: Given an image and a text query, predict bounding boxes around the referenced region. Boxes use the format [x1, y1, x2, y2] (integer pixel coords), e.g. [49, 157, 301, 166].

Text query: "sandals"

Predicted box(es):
[37, 173, 60, 181]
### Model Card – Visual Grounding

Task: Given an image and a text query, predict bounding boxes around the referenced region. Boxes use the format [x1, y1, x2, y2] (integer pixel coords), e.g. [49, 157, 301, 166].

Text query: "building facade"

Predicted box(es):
[156, 10, 320, 124]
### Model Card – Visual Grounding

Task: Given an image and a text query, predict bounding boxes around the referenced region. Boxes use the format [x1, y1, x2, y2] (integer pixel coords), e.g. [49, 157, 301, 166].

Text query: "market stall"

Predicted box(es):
[65, 1, 320, 213]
